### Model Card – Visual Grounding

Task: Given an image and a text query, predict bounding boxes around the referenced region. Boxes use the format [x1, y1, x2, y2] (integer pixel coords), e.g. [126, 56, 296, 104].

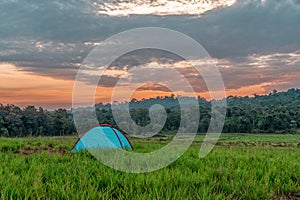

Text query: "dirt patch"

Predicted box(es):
[14, 146, 69, 156]
[274, 193, 300, 200]
[201, 141, 299, 148]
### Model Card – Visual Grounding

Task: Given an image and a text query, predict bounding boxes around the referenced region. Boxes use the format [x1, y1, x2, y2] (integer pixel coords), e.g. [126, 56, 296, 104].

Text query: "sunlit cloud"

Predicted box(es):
[215, 51, 300, 92]
[91, 0, 236, 16]
[90, 51, 300, 102]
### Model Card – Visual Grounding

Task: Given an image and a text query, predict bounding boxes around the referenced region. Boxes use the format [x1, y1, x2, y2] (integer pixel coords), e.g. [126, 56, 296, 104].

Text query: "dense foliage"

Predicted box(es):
[0, 88, 299, 137]
[0, 106, 75, 137]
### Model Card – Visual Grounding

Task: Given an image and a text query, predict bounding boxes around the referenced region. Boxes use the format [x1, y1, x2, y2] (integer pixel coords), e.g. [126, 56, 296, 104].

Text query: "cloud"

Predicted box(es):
[88, 51, 300, 96]
[0, 0, 299, 105]
[90, 0, 236, 16]
[137, 83, 172, 92]
[0, 40, 92, 80]
[216, 51, 300, 92]
[174, 0, 300, 58]
[1, 0, 299, 56]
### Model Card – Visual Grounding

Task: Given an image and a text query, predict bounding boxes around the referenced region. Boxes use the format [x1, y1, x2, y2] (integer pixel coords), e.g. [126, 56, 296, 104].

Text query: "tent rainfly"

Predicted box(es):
[71, 124, 133, 153]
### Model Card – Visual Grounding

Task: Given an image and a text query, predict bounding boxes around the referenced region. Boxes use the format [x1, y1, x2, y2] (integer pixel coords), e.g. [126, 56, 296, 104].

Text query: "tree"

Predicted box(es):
[0, 116, 9, 137]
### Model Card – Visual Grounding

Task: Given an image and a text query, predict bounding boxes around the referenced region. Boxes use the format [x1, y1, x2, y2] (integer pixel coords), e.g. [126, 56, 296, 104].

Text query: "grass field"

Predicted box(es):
[0, 134, 299, 199]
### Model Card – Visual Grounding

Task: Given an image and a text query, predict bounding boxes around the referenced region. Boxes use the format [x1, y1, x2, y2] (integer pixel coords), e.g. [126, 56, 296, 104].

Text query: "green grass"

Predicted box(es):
[0, 134, 299, 199]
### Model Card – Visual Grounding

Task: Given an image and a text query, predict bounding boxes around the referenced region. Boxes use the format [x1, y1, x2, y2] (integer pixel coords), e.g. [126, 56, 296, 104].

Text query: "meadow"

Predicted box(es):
[0, 134, 299, 199]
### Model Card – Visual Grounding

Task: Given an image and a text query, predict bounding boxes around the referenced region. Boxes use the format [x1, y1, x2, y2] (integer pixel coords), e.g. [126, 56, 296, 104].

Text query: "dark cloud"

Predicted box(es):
[137, 84, 172, 92]
[175, 0, 300, 58]
[14, 61, 79, 81]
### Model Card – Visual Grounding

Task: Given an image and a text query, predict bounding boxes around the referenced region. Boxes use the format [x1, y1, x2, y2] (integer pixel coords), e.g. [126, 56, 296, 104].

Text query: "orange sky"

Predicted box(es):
[0, 63, 74, 109]
[0, 62, 287, 109]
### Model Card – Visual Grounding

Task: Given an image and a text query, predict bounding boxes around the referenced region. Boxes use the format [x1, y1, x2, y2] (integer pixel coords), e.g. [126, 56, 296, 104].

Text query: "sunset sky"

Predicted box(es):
[0, 0, 299, 109]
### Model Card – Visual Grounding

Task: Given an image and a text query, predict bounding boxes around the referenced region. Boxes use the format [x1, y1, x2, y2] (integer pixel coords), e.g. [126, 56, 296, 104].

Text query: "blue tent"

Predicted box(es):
[71, 124, 133, 153]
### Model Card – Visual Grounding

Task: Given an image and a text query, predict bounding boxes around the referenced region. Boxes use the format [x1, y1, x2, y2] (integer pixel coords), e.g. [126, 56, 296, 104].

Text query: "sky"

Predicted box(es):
[0, 0, 299, 109]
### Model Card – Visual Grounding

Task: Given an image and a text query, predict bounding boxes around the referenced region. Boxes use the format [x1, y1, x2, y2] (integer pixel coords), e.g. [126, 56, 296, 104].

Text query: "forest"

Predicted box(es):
[0, 88, 299, 137]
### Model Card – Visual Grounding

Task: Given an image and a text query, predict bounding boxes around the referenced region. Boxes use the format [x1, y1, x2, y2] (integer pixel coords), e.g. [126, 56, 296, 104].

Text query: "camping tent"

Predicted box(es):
[71, 124, 133, 153]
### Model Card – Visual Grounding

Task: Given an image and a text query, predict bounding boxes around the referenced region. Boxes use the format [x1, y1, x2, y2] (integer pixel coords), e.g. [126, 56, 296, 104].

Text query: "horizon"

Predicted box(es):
[0, 87, 298, 110]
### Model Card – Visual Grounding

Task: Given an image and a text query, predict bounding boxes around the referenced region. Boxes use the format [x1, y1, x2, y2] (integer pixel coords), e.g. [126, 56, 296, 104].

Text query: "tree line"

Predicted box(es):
[0, 88, 299, 137]
[0, 106, 75, 137]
